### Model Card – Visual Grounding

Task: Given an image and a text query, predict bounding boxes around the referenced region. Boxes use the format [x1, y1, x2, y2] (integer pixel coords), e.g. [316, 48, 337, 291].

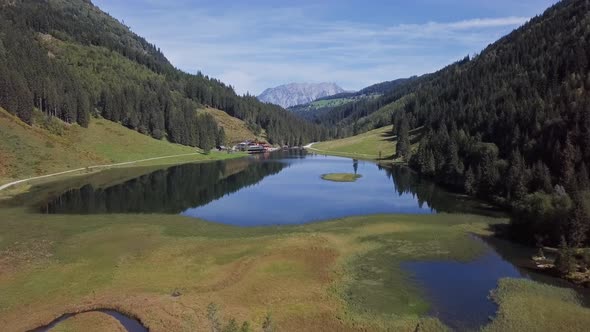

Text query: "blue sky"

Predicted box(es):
[93, 0, 557, 95]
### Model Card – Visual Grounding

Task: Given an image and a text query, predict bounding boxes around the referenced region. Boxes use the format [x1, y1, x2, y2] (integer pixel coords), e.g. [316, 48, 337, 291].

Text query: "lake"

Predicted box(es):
[19, 151, 586, 330]
[39, 151, 498, 225]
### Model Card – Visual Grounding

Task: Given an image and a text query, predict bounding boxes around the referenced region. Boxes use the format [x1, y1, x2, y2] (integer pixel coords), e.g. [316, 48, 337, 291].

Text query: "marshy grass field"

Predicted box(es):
[1, 195, 589, 331]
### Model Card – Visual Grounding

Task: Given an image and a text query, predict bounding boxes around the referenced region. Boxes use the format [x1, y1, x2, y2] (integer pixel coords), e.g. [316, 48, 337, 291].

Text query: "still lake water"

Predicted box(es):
[402, 238, 525, 331]
[40, 151, 496, 224]
[31, 151, 585, 330]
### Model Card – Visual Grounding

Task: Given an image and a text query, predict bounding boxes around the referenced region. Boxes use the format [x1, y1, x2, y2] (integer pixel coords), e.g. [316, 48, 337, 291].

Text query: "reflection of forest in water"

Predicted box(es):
[383, 165, 504, 217]
[42, 160, 287, 214]
[40, 151, 501, 218]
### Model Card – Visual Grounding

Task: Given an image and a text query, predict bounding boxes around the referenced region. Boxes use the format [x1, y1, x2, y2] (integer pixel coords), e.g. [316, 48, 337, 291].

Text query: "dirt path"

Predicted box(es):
[0, 152, 202, 192]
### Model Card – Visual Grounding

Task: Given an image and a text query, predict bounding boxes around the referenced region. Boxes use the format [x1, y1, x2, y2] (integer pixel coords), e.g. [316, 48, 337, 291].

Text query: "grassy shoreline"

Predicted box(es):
[2, 202, 588, 331]
[310, 127, 397, 160]
[308, 126, 423, 162]
[0, 151, 247, 201]
[1, 148, 589, 331]
[0, 107, 247, 187]
[0, 210, 489, 331]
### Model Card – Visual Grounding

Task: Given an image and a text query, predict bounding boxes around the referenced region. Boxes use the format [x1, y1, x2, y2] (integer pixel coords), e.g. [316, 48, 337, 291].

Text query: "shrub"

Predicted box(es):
[555, 237, 576, 275]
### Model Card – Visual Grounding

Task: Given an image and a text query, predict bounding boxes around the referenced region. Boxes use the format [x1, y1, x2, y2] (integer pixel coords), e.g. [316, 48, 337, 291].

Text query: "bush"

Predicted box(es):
[555, 238, 576, 275]
[41, 115, 66, 136]
[510, 189, 573, 245]
[152, 129, 164, 140]
[223, 318, 239, 332]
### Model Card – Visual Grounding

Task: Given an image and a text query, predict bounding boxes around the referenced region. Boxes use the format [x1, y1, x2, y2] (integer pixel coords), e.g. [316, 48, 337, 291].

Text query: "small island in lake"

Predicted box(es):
[321, 173, 362, 182]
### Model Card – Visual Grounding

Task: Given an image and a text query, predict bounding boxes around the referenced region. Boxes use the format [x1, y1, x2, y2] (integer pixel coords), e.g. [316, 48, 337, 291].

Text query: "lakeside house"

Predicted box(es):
[235, 140, 275, 154]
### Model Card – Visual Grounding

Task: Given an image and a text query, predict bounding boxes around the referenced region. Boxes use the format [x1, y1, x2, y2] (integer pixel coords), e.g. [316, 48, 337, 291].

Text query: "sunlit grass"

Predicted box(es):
[201, 106, 267, 144]
[321, 173, 362, 182]
[310, 126, 423, 161]
[312, 126, 397, 159]
[0, 206, 501, 331]
[0, 107, 245, 188]
[0, 183, 587, 331]
[483, 278, 590, 332]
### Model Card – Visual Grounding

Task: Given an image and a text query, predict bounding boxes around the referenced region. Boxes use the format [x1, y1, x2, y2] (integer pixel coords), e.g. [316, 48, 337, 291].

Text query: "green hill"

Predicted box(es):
[0, 108, 236, 185]
[0, 0, 326, 151]
[201, 107, 267, 144]
[310, 126, 422, 160]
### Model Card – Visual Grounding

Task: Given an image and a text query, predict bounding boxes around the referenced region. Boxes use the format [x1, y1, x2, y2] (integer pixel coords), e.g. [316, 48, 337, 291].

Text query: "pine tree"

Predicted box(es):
[507, 150, 527, 200]
[555, 236, 576, 275]
[424, 149, 436, 175]
[216, 127, 226, 147]
[396, 114, 410, 159]
[530, 161, 553, 193]
[464, 167, 476, 195]
[569, 193, 590, 246]
[444, 139, 463, 185]
[560, 136, 577, 192]
[479, 154, 499, 197]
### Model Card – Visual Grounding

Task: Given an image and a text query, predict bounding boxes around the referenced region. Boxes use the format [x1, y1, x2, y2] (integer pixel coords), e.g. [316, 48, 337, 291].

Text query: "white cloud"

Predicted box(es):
[94, 1, 532, 95]
[445, 17, 528, 29]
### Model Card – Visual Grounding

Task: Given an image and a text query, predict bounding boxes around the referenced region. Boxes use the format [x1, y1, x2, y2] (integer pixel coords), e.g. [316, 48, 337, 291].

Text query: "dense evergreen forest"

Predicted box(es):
[0, 0, 327, 149]
[405, 0, 590, 249]
[322, 0, 590, 249]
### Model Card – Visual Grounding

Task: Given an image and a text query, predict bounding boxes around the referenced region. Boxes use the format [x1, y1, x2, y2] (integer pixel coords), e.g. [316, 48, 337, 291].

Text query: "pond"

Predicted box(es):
[30, 309, 147, 332]
[38, 151, 497, 226]
[402, 237, 526, 331]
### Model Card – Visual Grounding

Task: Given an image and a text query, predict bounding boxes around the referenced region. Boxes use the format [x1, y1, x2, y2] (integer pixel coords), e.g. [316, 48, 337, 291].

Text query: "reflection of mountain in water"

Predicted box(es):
[42, 160, 287, 214]
[385, 165, 504, 217]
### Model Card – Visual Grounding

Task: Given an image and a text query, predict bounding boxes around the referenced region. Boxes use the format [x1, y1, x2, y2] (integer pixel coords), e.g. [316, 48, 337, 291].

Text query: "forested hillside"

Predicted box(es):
[405, 0, 590, 248]
[288, 77, 414, 123]
[0, 0, 327, 149]
[314, 75, 428, 137]
[321, 0, 590, 248]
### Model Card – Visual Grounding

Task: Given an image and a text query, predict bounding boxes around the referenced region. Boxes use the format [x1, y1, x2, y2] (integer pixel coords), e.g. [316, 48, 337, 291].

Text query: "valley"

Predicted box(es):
[2, 153, 589, 332]
[1, 0, 590, 331]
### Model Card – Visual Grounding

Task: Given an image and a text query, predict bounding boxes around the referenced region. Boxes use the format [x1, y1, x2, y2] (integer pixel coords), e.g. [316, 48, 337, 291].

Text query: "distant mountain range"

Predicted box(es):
[257, 82, 346, 108]
[288, 78, 415, 117]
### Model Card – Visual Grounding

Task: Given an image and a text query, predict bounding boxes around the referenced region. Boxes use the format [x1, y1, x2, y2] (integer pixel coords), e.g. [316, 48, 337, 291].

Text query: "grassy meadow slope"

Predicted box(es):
[310, 126, 422, 160]
[0, 108, 238, 185]
[201, 107, 267, 144]
[41, 37, 276, 147]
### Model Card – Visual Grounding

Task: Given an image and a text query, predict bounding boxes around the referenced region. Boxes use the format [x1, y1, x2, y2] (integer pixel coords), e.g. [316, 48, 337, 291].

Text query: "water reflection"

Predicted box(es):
[402, 235, 590, 330]
[385, 166, 504, 217]
[42, 160, 287, 214]
[39, 152, 497, 225]
[402, 237, 524, 331]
